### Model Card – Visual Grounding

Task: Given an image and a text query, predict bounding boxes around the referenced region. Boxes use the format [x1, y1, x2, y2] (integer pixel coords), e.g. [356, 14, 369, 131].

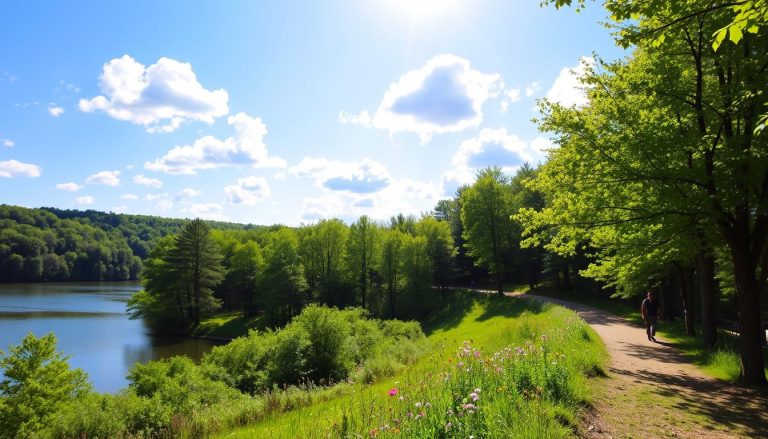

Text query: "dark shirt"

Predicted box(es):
[642, 298, 658, 319]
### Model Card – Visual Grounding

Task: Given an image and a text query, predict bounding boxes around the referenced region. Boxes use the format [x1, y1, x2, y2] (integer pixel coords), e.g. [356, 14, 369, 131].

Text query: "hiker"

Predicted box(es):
[641, 290, 659, 342]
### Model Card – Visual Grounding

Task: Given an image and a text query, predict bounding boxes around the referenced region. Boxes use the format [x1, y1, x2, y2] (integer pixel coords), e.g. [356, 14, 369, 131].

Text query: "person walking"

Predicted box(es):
[641, 290, 659, 342]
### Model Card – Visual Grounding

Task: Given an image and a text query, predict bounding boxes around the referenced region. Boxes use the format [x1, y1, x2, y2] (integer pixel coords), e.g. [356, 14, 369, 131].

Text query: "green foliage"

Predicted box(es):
[130, 219, 225, 331]
[204, 305, 425, 394]
[0, 333, 89, 438]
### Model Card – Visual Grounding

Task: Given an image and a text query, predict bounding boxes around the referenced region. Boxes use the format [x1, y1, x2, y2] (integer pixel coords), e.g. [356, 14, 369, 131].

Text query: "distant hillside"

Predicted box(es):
[0, 204, 261, 282]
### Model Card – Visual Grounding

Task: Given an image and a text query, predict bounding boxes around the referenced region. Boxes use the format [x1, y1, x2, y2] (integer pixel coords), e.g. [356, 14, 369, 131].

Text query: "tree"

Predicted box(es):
[380, 229, 406, 318]
[167, 219, 225, 328]
[415, 215, 456, 295]
[227, 241, 264, 316]
[262, 228, 308, 326]
[346, 216, 380, 309]
[530, 0, 768, 384]
[0, 333, 90, 438]
[461, 167, 514, 295]
[300, 219, 350, 306]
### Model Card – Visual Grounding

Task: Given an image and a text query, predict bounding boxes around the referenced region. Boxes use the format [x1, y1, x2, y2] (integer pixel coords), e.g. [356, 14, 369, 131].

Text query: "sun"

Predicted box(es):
[389, 0, 463, 21]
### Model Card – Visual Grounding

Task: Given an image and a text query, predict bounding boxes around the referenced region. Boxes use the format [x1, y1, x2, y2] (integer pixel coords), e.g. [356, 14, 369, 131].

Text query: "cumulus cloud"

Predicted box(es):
[75, 196, 95, 205]
[545, 56, 594, 107]
[112, 205, 127, 213]
[525, 82, 541, 97]
[0, 160, 41, 178]
[133, 173, 162, 188]
[2, 139, 13, 147]
[224, 176, 270, 205]
[341, 54, 503, 142]
[48, 105, 65, 117]
[145, 112, 286, 174]
[298, 178, 440, 223]
[176, 188, 202, 200]
[86, 170, 121, 186]
[499, 87, 522, 113]
[120, 193, 139, 200]
[56, 182, 83, 191]
[145, 192, 168, 201]
[183, 203, 227, 221]
[155, 198, 173, 211]
[443, 129, 553, 196]
[291, 157, 391, 193]
[79, 55, 229, 133]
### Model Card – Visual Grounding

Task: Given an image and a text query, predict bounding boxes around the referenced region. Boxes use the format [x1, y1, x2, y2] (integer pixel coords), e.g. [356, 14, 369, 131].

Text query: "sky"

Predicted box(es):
[0, 1, 622, 226]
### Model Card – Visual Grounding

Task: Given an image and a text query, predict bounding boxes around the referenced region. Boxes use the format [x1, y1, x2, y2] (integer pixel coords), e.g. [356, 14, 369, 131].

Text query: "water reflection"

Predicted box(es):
[0, 282, 222, 393]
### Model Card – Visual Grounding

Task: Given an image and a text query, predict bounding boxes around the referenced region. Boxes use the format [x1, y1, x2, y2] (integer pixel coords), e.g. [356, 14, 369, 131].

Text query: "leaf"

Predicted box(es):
[729, 25, 744, 44]
[747, 25, 760, 34]
[712, 28, 728, 51]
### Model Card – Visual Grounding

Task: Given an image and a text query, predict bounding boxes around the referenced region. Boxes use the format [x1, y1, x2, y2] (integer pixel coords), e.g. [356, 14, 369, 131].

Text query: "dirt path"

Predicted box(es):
[513, 293, 768, 439]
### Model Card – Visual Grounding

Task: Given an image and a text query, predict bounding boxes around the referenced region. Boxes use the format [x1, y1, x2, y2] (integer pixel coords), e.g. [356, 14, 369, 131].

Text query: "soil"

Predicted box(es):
[514, 293, 768, 439]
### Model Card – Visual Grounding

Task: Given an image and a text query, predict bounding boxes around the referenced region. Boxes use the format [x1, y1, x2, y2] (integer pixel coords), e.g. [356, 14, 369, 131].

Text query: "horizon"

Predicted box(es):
[0, 1, 621, 225]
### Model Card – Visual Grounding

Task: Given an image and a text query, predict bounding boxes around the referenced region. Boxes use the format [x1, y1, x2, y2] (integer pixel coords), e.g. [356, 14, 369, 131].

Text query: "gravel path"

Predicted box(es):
[512, 293, 768, 439]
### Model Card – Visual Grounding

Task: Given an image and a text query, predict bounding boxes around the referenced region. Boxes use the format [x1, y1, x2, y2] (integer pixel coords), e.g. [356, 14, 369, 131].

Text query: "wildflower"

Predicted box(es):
[473, 350, 481, 358]
[457, 361, 464, 367]
[425, 402, 432, 408]
[474, 387, 481, 393]
[469, 392, 479, 402]
[399, 396, 404, 401]
[388, 388, 398, 397]
[369, 428, 378, 437]
[462, 403, 476, 410]
[414, 402, 422, 408]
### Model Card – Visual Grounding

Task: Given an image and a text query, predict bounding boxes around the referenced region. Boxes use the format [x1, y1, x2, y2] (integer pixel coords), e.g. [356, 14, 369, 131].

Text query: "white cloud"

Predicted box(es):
[1, 139, 13, 147]
[133, 173, 162, 188]
[0, 160, 41, 178]
[78, 55, 229, 133]
[120, 193, 139, 200]
[75, 196, 95, 205]
[341, 54, 503, 142]
[86, 170, 121, 186]
[443, 129, 553, 196]
[298, 178, 440, 223]
[111, 205, 127, 213]
[48, 105, 65, 117]
[545, 56, 594, 107]
[291, 157, 391, 193]
[499, 87, 521, 113]
[156, 198, 173, 211]
[176, 188, 202, 200]
[145, 112, 286, 174]
[56, 182, 83, 191]
[183, 203, 227, 221]
[145, 192, 168, 201]
[525, 82, 541, 97]
[224, 176, 270, 205]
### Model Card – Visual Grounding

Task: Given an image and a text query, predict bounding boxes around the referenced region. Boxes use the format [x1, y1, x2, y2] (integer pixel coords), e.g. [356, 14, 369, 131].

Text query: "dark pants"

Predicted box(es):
[645, 317, 657, 339]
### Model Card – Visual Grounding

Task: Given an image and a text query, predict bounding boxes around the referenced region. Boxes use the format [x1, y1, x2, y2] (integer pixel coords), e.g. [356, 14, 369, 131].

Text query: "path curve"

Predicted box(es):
[510, 292, 768, 439]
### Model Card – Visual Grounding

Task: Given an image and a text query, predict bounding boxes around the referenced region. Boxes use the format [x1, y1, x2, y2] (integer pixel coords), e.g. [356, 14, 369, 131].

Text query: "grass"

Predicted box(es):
[532, 286, 768, 382]
[215, 291, 607, 438]
[193, 312, 265, 339]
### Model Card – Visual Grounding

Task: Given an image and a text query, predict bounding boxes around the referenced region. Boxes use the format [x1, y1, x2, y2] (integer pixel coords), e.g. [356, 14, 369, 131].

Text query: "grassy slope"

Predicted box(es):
[533, 287, 768, 381]
[217, 292, 607, 438]
[193, 312, 265, 339]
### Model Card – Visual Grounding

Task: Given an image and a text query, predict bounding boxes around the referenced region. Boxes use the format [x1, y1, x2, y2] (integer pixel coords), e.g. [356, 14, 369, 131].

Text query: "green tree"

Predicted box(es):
[300, 219, 350, 306]
[461, 167, 514, 295]
[380, 229, 406, 318]
[0, 333, 90, 438]
[167, 219, 225, 327]
[346, 215, 380, 309]
[415, 215, 456, 294]
[532, 0, 768, 384]
[262, 228, 308, 326]
[227, 241, 264, 316]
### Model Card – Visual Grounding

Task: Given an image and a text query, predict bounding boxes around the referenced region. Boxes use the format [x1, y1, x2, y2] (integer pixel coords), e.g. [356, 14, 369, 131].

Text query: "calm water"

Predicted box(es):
[0, 282, 220, 393]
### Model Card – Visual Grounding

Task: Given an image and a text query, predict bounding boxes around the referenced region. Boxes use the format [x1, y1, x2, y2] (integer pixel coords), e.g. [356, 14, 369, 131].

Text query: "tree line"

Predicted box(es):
[0, 205, 256, 282]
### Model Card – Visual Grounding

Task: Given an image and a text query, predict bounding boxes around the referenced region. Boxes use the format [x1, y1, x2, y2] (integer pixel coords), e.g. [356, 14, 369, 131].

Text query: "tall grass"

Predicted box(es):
[221, 293, 606, 438]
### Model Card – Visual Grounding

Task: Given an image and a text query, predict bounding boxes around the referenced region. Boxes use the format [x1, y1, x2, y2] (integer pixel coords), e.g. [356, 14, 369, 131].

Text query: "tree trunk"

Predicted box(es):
[696, 251, 717, 348]
[733, 259, 768, 385]
[677, 265, 696, 336]
[562, 259, 573, 290]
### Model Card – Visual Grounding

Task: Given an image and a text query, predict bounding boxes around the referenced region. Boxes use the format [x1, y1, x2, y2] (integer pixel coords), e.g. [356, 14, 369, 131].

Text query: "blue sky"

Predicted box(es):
[0, 1, 621, 225]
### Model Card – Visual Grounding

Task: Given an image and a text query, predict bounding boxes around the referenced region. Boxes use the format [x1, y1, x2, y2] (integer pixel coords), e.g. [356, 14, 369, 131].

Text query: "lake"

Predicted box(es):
[0, 282, 221, 393]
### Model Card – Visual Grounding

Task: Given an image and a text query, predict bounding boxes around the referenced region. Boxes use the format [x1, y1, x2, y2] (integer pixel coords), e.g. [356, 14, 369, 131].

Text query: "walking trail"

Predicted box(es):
[510, 292, 768, 439]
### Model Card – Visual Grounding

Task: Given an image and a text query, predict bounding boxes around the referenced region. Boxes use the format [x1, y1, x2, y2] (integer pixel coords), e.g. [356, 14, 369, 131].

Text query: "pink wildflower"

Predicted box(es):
[388, 388, 398, 396]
